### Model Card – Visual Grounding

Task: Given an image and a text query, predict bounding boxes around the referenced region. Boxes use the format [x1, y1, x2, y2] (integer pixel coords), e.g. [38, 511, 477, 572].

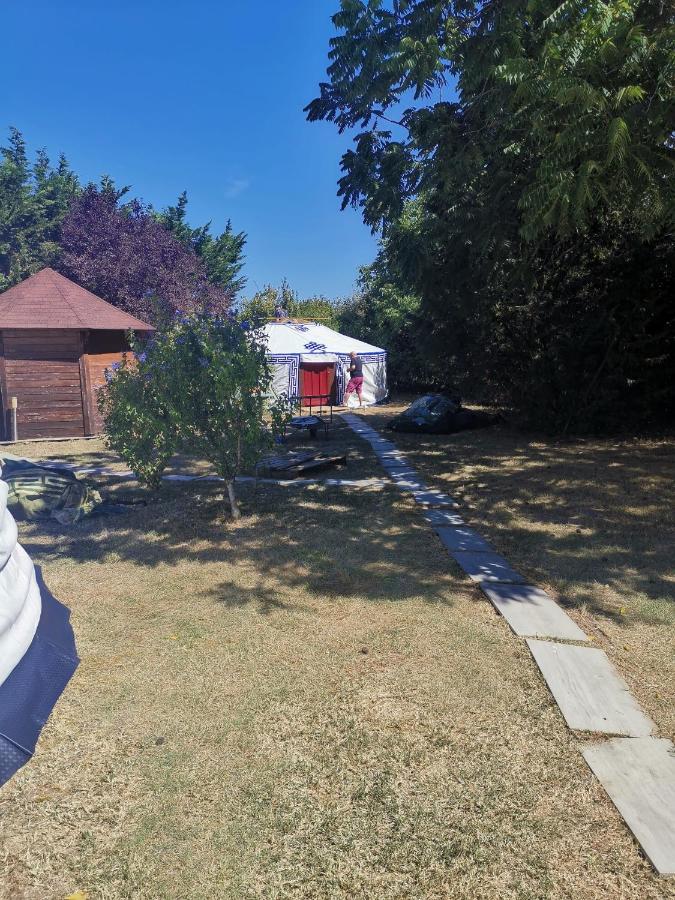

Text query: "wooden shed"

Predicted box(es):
[0, 268, 153, 440]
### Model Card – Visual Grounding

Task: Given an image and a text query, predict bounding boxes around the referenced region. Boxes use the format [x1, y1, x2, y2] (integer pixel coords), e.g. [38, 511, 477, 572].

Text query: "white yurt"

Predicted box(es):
[262, 321, 387, 406]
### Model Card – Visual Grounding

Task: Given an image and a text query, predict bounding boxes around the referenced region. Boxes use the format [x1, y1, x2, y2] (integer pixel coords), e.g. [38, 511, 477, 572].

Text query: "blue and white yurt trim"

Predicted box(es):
[0, 475, 79, 786]
[334, 352, 387, 404]
[267, 353, 301, 398]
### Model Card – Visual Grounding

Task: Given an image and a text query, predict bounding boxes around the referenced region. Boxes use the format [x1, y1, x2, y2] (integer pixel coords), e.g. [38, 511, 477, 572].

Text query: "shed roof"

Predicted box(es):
[0, 268, 154, 331]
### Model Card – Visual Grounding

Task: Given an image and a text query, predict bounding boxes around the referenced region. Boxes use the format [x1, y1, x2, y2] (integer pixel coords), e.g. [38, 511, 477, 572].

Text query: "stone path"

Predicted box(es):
[582, 739, 675, 876]
[527, 640, 655, 737]
[481, 583, 589, 641]
[341, 412, 675, 877]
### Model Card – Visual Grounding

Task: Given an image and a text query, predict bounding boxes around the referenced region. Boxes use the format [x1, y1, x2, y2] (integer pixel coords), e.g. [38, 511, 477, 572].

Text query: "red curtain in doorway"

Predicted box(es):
[299, 363, 336, 407]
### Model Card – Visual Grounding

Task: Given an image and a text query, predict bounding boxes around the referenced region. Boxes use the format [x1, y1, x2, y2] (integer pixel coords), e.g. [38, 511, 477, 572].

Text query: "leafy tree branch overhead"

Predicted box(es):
[306, 0, 674, 238]
[308, 1, 674, 432]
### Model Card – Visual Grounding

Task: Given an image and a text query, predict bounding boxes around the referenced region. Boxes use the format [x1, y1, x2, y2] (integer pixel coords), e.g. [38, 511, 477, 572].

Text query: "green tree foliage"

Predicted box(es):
[308, 1, 675, 430]
[308, 0, 673, 237]
[0, 128, 79, 290]
[336, 213, 438, 390]
[100, 315, 289, 518]
[98, 354, 177, 492]
[0, 130, 248, 305]
[239, 280, 343, 329]
[158, 191, 247, 296]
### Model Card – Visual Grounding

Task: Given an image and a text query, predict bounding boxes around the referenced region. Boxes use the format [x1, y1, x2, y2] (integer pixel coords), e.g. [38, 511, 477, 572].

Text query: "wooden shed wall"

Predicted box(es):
[0, 329, 133, 440]
[0, 329, 85, 439]
[82, 351, 128, 434]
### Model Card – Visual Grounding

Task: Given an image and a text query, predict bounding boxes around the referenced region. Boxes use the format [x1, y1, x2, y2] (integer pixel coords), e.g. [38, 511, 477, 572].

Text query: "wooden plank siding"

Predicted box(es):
[84, 351, 129, 434]
[1, 329, 85, 439]
[0, 270, 153, 440]
[0, 335, 10, 440]
[0, 328, 135, 439]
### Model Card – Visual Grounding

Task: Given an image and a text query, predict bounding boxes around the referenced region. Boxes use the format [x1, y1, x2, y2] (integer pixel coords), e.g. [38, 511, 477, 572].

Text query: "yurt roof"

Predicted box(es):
[262, 321, 385, 360]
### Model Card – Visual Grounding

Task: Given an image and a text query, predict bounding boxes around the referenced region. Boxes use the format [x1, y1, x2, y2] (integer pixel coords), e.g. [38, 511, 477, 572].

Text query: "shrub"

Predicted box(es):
[100, 314, 290, 518]
[98, 355, 176, 491]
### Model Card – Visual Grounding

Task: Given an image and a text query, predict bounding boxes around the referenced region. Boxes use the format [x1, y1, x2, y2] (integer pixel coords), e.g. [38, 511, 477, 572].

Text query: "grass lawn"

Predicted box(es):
[363, 399, 675, 744]
[1, 412, 674, 898]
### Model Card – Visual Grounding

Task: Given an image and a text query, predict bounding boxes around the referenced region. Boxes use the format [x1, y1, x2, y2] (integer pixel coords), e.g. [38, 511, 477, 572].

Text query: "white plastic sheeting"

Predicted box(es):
[0, 478, 41, 688]
[262, 321, 387, 406]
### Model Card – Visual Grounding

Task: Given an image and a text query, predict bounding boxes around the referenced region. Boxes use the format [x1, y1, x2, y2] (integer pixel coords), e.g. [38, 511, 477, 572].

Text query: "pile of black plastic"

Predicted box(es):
[387, 394, 496, 435]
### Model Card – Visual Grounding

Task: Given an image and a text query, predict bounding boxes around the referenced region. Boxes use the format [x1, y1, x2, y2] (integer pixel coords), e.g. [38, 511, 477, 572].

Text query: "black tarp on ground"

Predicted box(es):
[387, 394, 496, 434]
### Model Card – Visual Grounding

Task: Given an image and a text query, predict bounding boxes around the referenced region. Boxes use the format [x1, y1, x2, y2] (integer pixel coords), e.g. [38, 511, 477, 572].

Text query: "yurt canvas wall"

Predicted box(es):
[263, 322, 387, 406]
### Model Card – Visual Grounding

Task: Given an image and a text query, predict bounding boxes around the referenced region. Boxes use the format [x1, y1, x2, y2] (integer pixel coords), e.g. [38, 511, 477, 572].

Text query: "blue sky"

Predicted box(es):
[1, 0, 378, 299]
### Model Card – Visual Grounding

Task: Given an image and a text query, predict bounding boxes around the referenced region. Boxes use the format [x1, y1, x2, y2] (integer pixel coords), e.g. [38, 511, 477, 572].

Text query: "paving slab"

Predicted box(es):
[389, 475, 425, 487]
[381, 465, 417, 476]
[582, 737, 675, 876]
[451, 550, 527, 584]
[390, 478, 424, 494]
[481, 583, 588, 641]
[527, 640, 654, 736]
[342, 418, 375, 433]
[435, 526, 493, 553]
[371, 444, 399, 459]
[422, 509, 466, 527]
[388, 467, 423, 479]
[412, 490, 459, 508]
[392, 479, 428, 493]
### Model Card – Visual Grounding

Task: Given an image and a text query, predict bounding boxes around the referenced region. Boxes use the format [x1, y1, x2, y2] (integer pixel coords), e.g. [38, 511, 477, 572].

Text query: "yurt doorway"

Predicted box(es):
[299, 362, 336, 408]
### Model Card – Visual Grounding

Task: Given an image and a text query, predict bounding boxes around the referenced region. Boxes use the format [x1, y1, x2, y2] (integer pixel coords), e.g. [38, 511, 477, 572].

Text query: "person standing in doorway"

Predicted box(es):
[344, 351, 364, 408]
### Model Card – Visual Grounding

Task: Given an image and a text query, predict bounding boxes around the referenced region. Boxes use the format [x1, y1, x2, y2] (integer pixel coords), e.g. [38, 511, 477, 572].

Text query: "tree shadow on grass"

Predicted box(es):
[360, 409, 675, 626]
[18, 478, 459, 613]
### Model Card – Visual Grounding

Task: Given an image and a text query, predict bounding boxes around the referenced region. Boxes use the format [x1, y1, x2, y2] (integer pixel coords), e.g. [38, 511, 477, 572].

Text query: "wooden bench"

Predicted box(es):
[255, 450, 347, 484]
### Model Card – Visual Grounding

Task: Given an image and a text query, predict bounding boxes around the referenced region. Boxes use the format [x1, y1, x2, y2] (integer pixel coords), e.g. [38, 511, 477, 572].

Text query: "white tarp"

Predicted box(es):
[262, 322, 387, 406]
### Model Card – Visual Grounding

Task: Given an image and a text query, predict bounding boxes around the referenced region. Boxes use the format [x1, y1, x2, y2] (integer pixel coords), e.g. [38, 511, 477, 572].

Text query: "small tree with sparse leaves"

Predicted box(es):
[98, 352, 177, 492]
[100, 314, 290, 518]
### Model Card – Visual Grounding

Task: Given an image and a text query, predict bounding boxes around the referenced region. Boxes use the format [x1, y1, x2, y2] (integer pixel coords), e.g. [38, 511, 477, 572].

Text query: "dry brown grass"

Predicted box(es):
[362, 398, 675, 742]
[0, 422, 673, 898]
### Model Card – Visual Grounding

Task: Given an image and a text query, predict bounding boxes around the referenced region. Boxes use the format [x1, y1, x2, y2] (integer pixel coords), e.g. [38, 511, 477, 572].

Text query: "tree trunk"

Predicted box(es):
[226, 479, 241, 519]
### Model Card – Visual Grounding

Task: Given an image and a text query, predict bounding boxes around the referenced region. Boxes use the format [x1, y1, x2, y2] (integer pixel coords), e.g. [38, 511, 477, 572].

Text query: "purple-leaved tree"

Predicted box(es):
[59, 184, 232, 322]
